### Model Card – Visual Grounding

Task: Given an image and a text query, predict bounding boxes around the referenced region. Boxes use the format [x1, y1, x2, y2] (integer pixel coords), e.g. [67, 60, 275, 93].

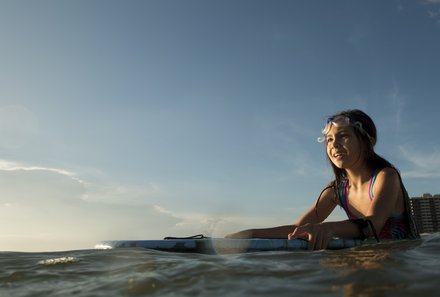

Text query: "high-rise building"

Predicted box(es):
[410, 193, 440, 233]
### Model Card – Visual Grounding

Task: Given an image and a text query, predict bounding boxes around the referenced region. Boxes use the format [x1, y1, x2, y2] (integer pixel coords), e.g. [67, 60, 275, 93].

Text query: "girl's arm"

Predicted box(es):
[225, 185, 338, 239]
[293, 184, 338, 227]
[225, 225, 296, 239]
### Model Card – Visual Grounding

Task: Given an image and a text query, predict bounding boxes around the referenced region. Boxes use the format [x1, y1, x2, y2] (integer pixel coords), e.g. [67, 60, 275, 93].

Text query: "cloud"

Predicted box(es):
[399, 146, 440, 178]
[150, 204, 296, 239]
[153, 204, 174, 215]
[0, 159, 86, 185]
[0, 160, 87, 207]
[152, 204, 228, 236]
[428, 8, 440, 19]
[0, 159, 249, 251]
[0, 160, 186, 251]
[422, 0, 440, 21]
[0, 157, 318, 251]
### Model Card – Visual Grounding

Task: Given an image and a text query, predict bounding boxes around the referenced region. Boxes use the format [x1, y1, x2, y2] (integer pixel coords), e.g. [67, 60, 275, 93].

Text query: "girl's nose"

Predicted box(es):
[332, 140, 341, 149]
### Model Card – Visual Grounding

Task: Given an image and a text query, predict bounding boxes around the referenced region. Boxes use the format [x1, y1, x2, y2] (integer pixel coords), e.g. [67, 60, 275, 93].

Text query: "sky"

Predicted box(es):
[1, 0, 440, 251]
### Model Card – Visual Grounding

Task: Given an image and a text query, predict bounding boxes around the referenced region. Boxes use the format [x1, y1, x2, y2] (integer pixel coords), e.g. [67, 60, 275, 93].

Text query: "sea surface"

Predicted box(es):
[1, 233, 439, 297]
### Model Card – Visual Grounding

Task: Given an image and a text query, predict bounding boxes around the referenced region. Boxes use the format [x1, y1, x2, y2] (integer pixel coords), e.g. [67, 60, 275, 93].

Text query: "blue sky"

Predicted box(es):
[1, 0, 440, 251]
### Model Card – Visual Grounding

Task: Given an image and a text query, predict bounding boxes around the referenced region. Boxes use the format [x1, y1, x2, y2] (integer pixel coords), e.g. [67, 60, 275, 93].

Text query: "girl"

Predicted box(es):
[226, 109, 419, 250]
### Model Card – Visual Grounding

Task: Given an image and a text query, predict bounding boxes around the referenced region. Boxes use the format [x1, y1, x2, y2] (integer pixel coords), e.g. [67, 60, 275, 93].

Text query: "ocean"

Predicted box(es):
[1, 233, 439, 297]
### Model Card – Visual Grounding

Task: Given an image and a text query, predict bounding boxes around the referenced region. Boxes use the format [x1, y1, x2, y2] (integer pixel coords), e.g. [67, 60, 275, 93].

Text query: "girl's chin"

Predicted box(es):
[331, 160, 348, 169]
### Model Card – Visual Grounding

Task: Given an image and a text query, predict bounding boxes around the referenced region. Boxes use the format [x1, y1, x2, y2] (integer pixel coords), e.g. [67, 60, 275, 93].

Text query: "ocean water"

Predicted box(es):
[1, 234, 439, 297]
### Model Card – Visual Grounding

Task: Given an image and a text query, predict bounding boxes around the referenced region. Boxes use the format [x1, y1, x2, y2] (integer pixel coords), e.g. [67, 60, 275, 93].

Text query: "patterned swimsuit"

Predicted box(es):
[338, 170, 411, 240]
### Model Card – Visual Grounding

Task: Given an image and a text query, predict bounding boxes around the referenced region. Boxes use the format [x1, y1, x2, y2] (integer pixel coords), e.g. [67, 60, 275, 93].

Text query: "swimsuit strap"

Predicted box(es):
[369, 169, 378, 200]
[338, 180, 345, 206]
[340, 178, 357, 219]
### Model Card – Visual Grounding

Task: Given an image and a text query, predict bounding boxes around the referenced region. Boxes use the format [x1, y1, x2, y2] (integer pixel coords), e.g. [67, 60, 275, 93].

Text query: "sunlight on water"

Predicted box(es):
[38, 256, 79, 266]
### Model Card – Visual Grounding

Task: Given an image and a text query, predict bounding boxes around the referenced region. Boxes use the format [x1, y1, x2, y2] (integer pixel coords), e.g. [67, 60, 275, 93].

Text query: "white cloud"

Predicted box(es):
[399, 146, 440, 178]
[0, 159, 85, 185]
[0, 158, 311, 251]
[0, 159, 187, 251]
[150, 203, 304, 239]
[1, 158, 279, 251]
[152, 204, 227, 236]
[0, 160, 87, 208]
[153, 204, 174, 215]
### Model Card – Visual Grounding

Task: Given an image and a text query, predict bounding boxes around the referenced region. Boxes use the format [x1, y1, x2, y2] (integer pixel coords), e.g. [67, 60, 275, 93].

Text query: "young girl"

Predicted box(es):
[226, 109, 419, 250]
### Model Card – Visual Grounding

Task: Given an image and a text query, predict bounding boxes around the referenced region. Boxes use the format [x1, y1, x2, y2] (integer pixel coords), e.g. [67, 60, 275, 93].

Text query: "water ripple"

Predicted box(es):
[0, 234, 439, 297]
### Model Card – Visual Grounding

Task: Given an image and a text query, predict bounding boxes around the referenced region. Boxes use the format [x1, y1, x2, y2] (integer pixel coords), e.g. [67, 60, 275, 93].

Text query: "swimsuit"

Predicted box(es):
[338, 170, 411, 240]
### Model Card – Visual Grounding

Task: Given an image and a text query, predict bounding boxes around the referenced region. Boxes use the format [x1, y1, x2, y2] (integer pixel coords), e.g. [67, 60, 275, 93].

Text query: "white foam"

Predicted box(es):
[38, 256, 79, 265]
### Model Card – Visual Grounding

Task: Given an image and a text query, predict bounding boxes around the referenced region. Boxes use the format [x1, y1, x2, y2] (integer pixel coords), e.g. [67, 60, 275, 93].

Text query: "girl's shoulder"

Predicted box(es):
[375, 166, 400, 179]
[373, 167, 402, 190]
[321, 180, 342, 206]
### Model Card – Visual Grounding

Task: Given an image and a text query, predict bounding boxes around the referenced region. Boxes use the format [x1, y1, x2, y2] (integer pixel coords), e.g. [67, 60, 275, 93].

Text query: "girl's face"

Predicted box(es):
[325, 124, 364, 169]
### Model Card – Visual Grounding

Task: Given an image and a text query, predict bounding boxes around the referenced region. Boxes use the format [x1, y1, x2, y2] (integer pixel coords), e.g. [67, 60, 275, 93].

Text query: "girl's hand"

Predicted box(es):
[288, 223, 333, 250]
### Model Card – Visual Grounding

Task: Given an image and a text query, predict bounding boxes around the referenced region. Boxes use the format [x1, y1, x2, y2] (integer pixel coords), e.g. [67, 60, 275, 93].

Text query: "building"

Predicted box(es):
[410, 193, 440, 233]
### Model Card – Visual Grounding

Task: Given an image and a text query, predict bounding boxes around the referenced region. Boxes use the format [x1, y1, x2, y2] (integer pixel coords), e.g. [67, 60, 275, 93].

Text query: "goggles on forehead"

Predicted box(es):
[317, 115, 373, 143]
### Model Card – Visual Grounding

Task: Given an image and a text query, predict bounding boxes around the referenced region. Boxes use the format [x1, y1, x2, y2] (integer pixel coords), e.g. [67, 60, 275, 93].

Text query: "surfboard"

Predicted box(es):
[94, 238, 365, 254]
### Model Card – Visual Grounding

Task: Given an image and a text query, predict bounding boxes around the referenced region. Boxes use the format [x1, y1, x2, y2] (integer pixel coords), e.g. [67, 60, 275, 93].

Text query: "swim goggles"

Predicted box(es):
[317, 115, 373, 143]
